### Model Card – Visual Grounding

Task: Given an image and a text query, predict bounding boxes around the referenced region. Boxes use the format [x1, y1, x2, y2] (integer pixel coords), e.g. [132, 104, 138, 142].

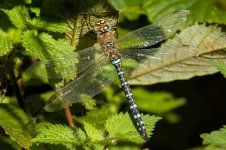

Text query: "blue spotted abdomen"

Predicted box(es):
[111, 58, 148, 141]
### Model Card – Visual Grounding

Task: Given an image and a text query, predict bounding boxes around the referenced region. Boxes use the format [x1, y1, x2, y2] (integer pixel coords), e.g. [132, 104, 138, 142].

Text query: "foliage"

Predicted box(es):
[200, 126, 226, 149]
[0, 0, 225, 149]
[31, 113, 159, 149]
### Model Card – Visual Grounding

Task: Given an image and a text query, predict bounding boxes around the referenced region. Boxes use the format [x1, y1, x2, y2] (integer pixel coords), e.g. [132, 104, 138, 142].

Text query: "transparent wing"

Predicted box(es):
[26, 46, 100, 80]
[119, 43, 199, 76]
[118, 10, 190, 49]
[44, 55, 115, 112]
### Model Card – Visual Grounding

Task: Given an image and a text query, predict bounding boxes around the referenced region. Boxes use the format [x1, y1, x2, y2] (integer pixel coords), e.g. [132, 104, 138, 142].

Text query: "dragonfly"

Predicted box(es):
[28, 10, 193, 141]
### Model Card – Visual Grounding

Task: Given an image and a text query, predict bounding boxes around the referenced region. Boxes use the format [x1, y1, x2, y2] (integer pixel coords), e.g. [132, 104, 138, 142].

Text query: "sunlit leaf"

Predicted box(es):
[201, 126, 226, 148]
[83, 121, 104, 142]
[105, 113, 161, 143]
[32, 123, 86, 149]
[210, 61, 226, 78]
[0, 29, 13, 55]
[129, 24, 226, 85]
[28, 17, 69, 33]
[1, 6, 29, 29]
[22, 30, 78, 81]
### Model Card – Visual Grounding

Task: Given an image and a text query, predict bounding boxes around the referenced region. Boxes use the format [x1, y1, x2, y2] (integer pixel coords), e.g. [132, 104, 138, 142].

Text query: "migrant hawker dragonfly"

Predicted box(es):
[29, 10, 193, 140]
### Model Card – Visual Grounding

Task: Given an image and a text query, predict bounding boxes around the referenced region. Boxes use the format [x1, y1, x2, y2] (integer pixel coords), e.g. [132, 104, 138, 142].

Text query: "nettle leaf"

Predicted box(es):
[83, 121, 104, 142]
[200, 126, 226, 148]
[105, 113, 161, 143]
[133, 88, 186, 114]
[108, 0, 144, 21]
[0, 104, 36, 148]
[78, 105, 111, 129]
[28, 17, 69, 33]
[22, 30, 75, 60]
[66, 0, 118, 50]
[32, 123, 86, 149]
[0, 29, 13, 55]
[22, 30, 78, 81]
[142, 0, 226, 24]
[109, 0, 226, 24]
[1, 6, 30, 29]
[210, 61, 226, 78]
[129, 24, 226, 85]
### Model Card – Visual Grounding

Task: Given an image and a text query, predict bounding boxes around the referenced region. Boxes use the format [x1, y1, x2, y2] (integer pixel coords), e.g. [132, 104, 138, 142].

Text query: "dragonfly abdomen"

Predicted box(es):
[111, 58, 148, 141]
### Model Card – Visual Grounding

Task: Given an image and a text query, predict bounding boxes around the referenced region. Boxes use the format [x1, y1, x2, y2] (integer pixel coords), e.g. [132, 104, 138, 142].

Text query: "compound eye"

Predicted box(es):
[104, 25, 110, 31]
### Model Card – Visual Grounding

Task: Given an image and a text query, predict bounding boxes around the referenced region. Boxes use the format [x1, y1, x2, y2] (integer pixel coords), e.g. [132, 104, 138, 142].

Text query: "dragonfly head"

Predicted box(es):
[94, 19, 111, 34]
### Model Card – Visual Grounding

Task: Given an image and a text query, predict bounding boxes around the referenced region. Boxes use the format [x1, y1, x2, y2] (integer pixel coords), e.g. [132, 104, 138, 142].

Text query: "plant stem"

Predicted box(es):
[9, 69, 27, 112]
[65, 103, 75, 127]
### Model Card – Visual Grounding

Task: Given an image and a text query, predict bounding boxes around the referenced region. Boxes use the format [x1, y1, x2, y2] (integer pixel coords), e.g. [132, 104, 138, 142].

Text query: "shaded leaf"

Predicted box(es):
[66, 0, 118, 49]
[200, 125, 226, 148]
[109, 0, 144, 21]
[109, 0, 226, 24]
[77, 105, 111, 129]
[105, 113, 160, 143]
[129, 24, 226, 85]
[142, 0, 226, 24]
[133, 88, 186, 114]
[0, 104, 36, 148]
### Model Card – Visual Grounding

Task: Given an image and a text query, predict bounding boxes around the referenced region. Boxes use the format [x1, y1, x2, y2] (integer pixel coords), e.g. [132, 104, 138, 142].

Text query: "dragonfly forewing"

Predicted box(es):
[44, 55, 116, 112]
[26, 46, 103, 81]
[118, 10, 190, 49]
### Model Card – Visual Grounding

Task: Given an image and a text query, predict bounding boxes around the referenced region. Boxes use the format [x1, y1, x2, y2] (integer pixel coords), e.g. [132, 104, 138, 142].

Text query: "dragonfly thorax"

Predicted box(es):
[94, 19, 111, 34]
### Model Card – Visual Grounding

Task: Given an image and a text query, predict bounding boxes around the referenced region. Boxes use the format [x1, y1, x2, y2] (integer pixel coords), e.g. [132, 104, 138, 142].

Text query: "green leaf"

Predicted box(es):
[105, 113, 161, 143]
[78, 105, 111, 129]
[31, 143, 69, 150]
[66, 0, 118, 49]
[22, 30, 75, 60]
[200, 125, 226, 148]
[142, 0, 226, 24]
[0, 29, 13, 55]
[1, 6, 29, 29]
[83, 121, 104, 142]
[210, 61, 226, 78]
[110, 0, 226, 24]
[32, 123, 86, 149]
[109, 0, 144, 21]
[129, 24, 226, 85]
[133, 88, 186, 114]
[22, 30, 78, 81]
[109, 145, 141, 150]
[0, 104, 36, 148]
[28, 17, 69, 33]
